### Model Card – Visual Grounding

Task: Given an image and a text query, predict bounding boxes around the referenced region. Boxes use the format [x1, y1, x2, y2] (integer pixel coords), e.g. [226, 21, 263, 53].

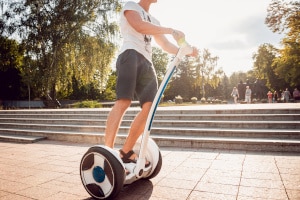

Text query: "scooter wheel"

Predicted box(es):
[145, 150, 162, 179]
[80, 146, 125, 200]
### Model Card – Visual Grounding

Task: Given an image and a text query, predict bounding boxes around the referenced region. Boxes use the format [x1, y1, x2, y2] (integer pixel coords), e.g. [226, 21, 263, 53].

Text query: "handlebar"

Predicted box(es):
[176, 39, 194, 60]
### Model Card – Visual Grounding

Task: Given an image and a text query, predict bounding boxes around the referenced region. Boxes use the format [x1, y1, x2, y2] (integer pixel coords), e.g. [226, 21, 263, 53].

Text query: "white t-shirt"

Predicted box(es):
[119, 1, 160, 63]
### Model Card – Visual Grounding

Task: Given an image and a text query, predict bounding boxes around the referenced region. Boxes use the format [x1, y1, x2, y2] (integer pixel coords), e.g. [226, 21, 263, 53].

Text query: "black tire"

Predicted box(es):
[80, 146, 125, 200]
[145, 150, 162, 179]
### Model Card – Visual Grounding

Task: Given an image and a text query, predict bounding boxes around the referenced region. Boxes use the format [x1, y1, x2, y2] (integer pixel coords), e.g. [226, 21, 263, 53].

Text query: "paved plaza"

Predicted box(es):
[0, 140, 299, 200]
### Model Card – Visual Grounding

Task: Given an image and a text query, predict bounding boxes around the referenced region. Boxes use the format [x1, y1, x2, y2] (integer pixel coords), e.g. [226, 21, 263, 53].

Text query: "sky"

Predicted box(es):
[133, 0, 283, 76]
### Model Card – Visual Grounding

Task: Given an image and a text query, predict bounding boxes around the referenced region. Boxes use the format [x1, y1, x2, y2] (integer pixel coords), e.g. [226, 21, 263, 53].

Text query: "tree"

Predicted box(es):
[103, 70, 117, 101]
[219, 74, 230, 100]
[265, 0, 300, 87]
[252, 43, 287, 91]
[3, 0, 121, 99]
[167, 57, 196, 101]
[0, 36, 23, 72]
[0, 36, 25, 100]
[265, 0, 299, 33]
[194, 49, 223, 98]
[152, 47, 169, 84]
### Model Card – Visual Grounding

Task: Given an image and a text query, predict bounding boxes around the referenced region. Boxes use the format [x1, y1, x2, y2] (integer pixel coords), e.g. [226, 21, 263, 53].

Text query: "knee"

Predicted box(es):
[141, 102, 152, 112]
[114, 99, 131, 110]
[142, 101, 152, 107]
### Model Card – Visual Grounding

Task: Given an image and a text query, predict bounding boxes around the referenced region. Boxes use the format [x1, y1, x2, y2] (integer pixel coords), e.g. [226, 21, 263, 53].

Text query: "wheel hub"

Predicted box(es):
[93, 166, 105, 183]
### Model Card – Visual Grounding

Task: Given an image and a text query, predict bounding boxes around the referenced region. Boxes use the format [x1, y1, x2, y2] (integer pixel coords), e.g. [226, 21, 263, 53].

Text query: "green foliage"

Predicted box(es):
[153, 48, 224, 101]
[152, 47, 169, 83]
[0, 37, 26, 100]
[251, 43, 287, 91]
[71, 100, 102, 108]
[193, 49, 223, 98]
[0, 36, 24, 71]
[103, 71, 117, 101]
[273, 36, 300, 87]
[265, 0, 300, 33]
[2, 0, 121, 100]
[265, 0, 300, 88]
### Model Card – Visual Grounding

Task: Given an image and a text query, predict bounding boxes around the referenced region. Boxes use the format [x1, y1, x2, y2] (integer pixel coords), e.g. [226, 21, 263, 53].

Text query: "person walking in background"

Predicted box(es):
[231, 87, 239, 104]
[273, 91, 278, 102]
[267, 91, 273, 103]
[283, 88, 291, 103]
[293, 88, 300, 101]
[245, 86, 252, 104]
[281, 90, 285, 101]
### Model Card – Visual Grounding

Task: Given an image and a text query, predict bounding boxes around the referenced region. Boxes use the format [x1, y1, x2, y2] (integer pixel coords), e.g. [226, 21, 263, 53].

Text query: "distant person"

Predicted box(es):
[245, 86, 252, 104]
[231, 87, 239, 104]
[293, 88, 300, 101]
[273, 91, 278, 102]
[283, 88, 291, 103]
[238, 80, 245, 101]
[267, 91, 273, 103]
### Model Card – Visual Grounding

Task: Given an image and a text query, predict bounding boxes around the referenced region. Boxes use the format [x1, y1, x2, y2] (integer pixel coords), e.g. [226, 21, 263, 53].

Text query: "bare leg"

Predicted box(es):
[104, 99, 131, 148]
[121, 102, 152, 154]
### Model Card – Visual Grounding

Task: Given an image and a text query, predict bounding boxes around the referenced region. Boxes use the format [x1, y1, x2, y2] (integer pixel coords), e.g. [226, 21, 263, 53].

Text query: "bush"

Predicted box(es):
[191, 97, 197, 104]
[261, 99, 268, 103]
[175, 95, 183, 104]
[71, 100, 102, 108]
[200, 97, 206, 104]
[212, 99, 222, 104]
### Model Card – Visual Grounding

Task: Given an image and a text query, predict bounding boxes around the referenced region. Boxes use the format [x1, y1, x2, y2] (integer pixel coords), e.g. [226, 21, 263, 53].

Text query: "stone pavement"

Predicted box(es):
[0, 140, 299, 200]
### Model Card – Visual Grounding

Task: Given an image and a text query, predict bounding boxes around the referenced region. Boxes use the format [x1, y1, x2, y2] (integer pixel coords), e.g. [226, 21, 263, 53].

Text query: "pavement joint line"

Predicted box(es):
[237, 153, 247, 199]
[274, 156, 289, 199]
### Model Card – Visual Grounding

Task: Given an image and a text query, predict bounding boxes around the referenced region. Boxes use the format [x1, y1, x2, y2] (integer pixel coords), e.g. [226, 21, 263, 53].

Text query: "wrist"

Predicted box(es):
[171, 29, 177, 36]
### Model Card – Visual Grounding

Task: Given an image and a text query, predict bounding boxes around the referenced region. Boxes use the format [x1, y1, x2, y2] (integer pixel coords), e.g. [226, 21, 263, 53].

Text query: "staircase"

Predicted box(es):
[0, 104, 299, 152]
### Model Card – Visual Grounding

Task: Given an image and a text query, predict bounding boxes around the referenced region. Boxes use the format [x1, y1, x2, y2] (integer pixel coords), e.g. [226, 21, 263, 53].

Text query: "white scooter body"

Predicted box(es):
[80, 41, 194, 199]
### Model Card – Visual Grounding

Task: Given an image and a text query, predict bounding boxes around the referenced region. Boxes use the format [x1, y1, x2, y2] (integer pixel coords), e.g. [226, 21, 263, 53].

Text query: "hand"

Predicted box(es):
[187, 46, 198, 57]
[172, 29, 185, 43]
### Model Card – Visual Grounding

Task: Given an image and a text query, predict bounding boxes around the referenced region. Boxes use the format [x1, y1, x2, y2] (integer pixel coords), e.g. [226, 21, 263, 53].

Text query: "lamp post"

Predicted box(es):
[28, 83, 31, 109]
[201, 67, 205, 99]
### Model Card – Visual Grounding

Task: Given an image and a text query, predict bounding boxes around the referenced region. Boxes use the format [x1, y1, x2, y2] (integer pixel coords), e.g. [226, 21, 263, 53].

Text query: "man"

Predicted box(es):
[284, 88, 291, 103]
[231, 87, 239, 104]
[293, 88, 300, 101]
[245, 86, 251, 104]
[104, 0, 197, 165]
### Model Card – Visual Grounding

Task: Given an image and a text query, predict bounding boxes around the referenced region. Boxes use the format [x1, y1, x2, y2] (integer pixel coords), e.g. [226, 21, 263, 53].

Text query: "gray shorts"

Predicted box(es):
[116, 49, 158, 106]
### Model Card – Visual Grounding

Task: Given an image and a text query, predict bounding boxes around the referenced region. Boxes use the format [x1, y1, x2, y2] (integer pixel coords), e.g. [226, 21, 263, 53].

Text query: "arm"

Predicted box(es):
[154, 34, 180, 55]
[124, 10, 184, 54]
[124, 10, 174, 35]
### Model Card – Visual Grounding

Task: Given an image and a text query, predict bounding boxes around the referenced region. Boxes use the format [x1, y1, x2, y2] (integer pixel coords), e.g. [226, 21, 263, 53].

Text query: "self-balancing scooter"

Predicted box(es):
[80, 41, 194, 199]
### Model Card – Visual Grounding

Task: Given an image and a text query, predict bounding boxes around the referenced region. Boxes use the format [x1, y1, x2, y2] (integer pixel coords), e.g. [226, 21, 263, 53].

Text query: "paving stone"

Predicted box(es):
[286, 189, 300, 200]
[240, 178, 285, 189]
[0, 140, 299, 199]
[0, 193, 34, 200]
[238, 186, 288, 199]
[188, 191, 236, 200]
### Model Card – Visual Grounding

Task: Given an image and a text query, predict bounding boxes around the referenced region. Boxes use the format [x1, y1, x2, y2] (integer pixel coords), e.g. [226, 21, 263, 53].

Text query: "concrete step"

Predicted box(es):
[0, 133, 46, 143]
[1, 125, 300, 141]
[0, 104, 299, 152]
[0, 118, 299, 129]
[1, 122, 299, 136]
[0, 106, 300, 115]
[1, 113, 300, 121]
[0, 128, 299, 152]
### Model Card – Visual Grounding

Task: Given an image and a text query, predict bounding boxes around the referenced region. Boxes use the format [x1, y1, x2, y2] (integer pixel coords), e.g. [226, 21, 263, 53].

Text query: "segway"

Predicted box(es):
[80, 40, 194, 199]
